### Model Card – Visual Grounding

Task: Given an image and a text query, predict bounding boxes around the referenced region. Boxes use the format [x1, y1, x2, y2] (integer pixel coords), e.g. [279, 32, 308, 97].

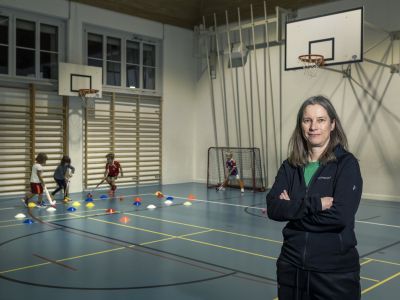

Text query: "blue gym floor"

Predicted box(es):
[0, 183, 399, 300]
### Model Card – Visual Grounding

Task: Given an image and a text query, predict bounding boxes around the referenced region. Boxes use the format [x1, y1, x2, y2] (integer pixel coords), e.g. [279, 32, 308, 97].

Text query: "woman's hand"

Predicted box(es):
[279, 190, 290, 201]
[321, 197, 333, 210]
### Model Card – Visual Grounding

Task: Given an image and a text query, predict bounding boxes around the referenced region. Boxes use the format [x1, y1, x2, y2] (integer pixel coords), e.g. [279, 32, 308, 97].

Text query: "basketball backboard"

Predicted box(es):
[285, 7, 363, 71]
[58, 63, 102, 97]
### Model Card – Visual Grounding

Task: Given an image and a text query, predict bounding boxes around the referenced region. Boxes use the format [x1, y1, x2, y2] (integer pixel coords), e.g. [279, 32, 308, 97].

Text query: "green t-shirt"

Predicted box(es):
[304, 161, 320, 186]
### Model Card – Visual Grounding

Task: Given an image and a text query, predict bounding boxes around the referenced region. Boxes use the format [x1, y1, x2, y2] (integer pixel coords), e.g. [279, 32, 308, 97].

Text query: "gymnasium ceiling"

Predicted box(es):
[71, 0, 338, 29]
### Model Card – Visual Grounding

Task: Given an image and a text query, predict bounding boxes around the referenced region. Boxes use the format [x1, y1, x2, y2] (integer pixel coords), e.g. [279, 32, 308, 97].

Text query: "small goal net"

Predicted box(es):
[207, 147, 265, 192]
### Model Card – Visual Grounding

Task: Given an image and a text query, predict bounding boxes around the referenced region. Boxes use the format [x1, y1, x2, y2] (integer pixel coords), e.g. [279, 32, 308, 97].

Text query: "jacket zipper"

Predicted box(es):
[302, 231, 309, 267]
[301, 164, 322, 268]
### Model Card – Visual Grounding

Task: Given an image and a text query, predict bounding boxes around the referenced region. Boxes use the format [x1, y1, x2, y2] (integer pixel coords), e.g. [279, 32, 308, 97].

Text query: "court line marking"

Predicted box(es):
[174, 195, 400, 229]
[0, 228, 214, 274]
[361, 271, 400, 295]
[365, 257, 400, 267]
[0, 207, 15, 211]
[86, 215, 399, 290]
[124, 212, 283, 244]
[0, 208, 108, 228]
[0, 261, 52, 274]
[87, 214, 396, 285]
[83, 218, 277, 260]
[361, 276, 380, 283]
[360, 258, 374, 266]
[1, 193, 399, 230]
[0, 192, 155, 214]
[2, 196, 398, 292]
[2, 206, 282, 244]
[86, 216, 278, 261]
[4, 208, 399, 267]
[33, 253, 77, 271]
[2, 214, 389, 292]
[356, 220, 400, 229]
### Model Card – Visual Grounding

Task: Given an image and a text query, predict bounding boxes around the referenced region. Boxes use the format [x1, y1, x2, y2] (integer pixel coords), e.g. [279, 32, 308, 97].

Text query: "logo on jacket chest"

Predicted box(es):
[317, 176, 332, 180]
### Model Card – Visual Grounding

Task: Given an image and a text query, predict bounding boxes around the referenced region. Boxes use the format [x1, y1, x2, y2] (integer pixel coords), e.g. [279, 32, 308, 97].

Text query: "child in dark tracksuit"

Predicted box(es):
[52, 155, 75, 202]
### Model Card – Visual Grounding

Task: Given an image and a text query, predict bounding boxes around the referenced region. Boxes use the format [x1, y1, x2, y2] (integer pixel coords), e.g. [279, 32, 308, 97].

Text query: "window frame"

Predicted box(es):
[84, 25, 162, 96]
[0, 8, 65, 82]
[0, 15, 10, 75]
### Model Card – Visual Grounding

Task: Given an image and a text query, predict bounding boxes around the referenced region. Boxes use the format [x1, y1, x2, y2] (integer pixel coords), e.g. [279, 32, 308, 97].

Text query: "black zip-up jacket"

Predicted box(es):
[266, 145, 362, 272]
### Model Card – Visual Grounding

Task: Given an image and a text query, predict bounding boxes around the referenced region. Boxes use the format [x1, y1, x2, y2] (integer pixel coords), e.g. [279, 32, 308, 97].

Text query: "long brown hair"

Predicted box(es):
[288, 95, 348, 166]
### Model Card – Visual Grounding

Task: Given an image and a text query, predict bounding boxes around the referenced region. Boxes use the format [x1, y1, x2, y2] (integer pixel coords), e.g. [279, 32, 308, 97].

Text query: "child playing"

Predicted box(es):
[52, 155, 75, 202]
[22, 152, 49, 207]
[218, 152, 245, 193]
[104, 153, 123, 193]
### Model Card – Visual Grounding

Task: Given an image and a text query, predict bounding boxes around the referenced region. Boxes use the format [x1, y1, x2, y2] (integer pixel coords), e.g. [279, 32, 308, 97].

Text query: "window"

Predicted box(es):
[106, 37, 121, 86]
[85, 28, 160, 92]
[0, 16, 9, 74]
[143, 43, 156, 90]
[88, 33, 103, 67]
[16, 19, 35, 77]
[0, 11, 64, 80]
[40, 24, 58, 79]
[126, 41, 139, 88]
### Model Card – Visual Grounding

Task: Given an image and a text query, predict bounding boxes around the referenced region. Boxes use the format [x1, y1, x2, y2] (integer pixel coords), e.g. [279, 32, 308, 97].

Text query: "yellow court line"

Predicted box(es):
[0, 261, 51, 274]
[57, 229, 215, 264]
[361, 276, 380, 283]
[139, 229, 214, 246]
[88, 216, 277, 261]
[0, 223, 26, 229]
[125, 212, 283, 244]
[365, 257, 400, 267]
[177, 235, 277, 261]
[362, 271, 400, 295]
[86, 216, 177, 237]
[55, 247, 126, 264]
[0, 228, 214, 274]
[360, 258, 374, 266]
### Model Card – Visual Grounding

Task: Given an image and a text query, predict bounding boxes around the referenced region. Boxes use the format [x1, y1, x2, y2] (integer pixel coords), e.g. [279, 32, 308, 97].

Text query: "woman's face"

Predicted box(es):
[301, 104, 335, 149]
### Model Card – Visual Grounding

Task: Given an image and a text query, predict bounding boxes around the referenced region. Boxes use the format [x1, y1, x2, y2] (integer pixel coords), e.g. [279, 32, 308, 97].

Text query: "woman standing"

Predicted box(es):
[266, 95, 362, 299]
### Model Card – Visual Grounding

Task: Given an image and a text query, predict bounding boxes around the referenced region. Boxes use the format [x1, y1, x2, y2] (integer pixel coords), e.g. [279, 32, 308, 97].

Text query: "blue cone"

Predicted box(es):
[85, 197, 93, 202]
[133, 201, 141, 206]
[67, 207, 77, 212]
[23, 219, 34, 224]
[100, 194, 108, 200]
[166, 196, 174, 200]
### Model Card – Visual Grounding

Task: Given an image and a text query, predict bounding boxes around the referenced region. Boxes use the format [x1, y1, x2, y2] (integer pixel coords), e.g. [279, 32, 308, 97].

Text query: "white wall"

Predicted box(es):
[162, 25, 196, 183]
[194, 0, 400, 201]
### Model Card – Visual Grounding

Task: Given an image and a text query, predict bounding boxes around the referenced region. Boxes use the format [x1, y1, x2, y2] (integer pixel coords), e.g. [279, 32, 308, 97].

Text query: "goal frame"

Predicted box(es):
[207, 147, 265, 192]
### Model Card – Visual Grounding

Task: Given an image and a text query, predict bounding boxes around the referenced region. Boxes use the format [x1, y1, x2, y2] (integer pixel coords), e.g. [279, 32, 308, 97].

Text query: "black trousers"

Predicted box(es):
[52, 178, 67, 196]
[277, 260, 361, 300]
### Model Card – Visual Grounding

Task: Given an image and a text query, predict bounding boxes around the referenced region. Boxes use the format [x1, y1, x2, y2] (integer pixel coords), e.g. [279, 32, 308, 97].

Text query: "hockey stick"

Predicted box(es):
[216, 167, 235, 191]
[86, 177, 106, 197]
[44, 186, 56, 206]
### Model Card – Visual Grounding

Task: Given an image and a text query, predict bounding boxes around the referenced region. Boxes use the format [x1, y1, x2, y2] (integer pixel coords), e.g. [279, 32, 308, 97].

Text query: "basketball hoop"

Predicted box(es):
[79, 88, 98, 118]
[298, 54, 325, 77]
